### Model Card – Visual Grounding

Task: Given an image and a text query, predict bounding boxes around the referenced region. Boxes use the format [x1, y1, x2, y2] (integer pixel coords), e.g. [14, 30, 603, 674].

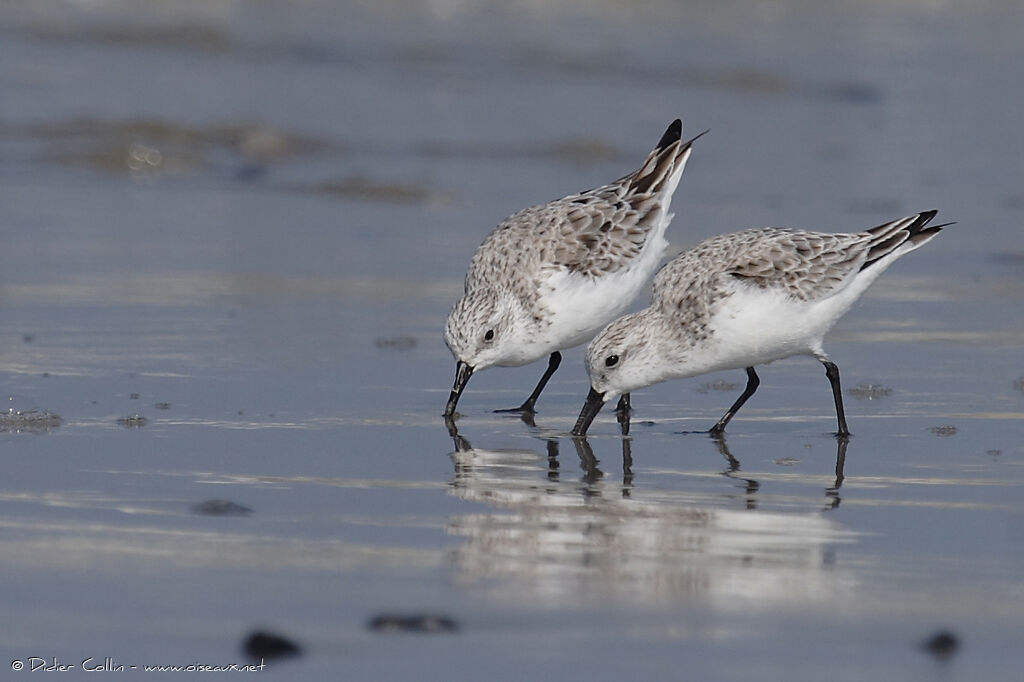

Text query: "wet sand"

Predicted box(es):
[1, 1, 1023, 679]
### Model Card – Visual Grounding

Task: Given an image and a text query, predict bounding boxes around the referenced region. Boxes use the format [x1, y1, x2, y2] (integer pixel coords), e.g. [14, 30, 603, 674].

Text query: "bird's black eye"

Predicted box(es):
[484, 329, 494, 342]
[604, 354, 619, 367]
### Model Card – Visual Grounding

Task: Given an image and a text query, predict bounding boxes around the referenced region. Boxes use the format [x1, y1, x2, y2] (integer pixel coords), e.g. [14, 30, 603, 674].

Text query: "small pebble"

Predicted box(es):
[192, 499, 253, 516]
[117, 414, 147, 428]
[921, 630, 959, 660]
[235, 164, 268, 182]
[847, 383, 892, 400]
[374, 336, 417, 350]
[694, 380, 739, 394]
[367, 613, 459, 634]
[242, 630, 301, 661]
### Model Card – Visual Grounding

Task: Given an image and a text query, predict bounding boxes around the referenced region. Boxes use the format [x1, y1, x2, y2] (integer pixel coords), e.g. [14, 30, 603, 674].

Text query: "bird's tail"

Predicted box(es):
[861, 210, 950, 270]
[626, 120, 706, 200]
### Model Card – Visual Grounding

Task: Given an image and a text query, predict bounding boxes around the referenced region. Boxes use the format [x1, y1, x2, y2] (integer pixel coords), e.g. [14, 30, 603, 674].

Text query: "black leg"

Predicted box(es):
[495, 351, 561, 414]
[621, 437, 633, 491]
[822, 360, 850, 436]
[709, 367, 760, 436]
[615, 393, 631, 436]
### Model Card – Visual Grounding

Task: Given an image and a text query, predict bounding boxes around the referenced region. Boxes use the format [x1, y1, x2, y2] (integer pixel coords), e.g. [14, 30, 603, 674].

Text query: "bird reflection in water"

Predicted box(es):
[712, 433, 847, 511]
[572, 430, 847, 512]
[446, 415, 847, 509]
[443, 418, 857, 606]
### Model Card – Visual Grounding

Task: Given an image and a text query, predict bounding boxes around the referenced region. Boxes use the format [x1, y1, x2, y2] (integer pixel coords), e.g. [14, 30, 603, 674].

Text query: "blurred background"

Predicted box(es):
[1, 0, 1022, 679]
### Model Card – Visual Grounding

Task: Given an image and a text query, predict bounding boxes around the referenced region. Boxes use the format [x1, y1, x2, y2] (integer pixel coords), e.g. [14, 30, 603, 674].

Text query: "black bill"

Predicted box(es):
[443, 360, 474, 418]
[571, 386, 606, 437]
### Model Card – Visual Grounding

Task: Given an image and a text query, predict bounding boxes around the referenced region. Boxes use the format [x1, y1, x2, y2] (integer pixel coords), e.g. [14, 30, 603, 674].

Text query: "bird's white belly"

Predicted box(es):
[536, 264, 657, 353]
[697, 286, 850, 372]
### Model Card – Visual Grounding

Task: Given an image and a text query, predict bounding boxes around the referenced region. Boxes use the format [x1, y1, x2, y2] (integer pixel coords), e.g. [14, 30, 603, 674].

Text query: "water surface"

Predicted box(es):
[1, 1, 1023, 679]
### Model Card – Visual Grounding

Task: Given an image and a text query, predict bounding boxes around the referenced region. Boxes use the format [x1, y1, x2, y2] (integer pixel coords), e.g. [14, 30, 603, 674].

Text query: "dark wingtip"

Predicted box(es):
[907, 209, 953, 242]
[907, 209, 937, 231]
[655, 118, 683, 151]
[862, 209, 947, 270]
[917, 209, 954, 233]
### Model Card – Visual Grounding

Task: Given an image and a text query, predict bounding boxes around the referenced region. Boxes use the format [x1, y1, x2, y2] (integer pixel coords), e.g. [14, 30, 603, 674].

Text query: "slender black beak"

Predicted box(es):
[571, 386, 607, 437]
[443, 361, 474, 418]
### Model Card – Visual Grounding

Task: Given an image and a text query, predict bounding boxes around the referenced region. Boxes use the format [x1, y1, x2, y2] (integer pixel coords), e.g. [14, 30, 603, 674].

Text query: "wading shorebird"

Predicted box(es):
[444, 119, 704, 419]
[572, 210, 947, 437]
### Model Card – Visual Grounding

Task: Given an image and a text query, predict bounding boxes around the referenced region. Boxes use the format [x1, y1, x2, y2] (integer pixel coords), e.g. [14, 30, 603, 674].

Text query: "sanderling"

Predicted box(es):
[572, 210, 947, 437]
[443, 119, 704, 418]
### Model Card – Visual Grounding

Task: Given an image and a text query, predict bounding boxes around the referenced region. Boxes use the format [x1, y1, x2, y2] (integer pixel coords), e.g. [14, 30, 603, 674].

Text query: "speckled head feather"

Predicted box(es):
[443, 287, 525, 372]
[583, 307, 671, 402]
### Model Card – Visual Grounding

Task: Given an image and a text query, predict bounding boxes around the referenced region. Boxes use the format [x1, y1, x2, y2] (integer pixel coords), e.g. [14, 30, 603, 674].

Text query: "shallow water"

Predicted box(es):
[1, 0, 1023, 678]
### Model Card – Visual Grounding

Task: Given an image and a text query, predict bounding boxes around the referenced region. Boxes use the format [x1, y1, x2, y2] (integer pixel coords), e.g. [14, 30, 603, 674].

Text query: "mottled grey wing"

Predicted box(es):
[464, 120, 692, 288]
[545, 194, 664, 277]
[461, 196, 653, 306]
[722, 229, 869, 301]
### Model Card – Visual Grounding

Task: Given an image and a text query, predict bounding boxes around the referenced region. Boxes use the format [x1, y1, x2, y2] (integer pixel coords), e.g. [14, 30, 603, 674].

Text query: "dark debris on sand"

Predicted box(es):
[847, 383, 892, 400]
[921, 630, 960, 660]
[192, 499, 253, 516]
[694, 380, 739, 394]
[367, 613, 459, 634]
[374, 336, 417, 350]
[242, 630, 302, 661]
[117, 414, 148, 428]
